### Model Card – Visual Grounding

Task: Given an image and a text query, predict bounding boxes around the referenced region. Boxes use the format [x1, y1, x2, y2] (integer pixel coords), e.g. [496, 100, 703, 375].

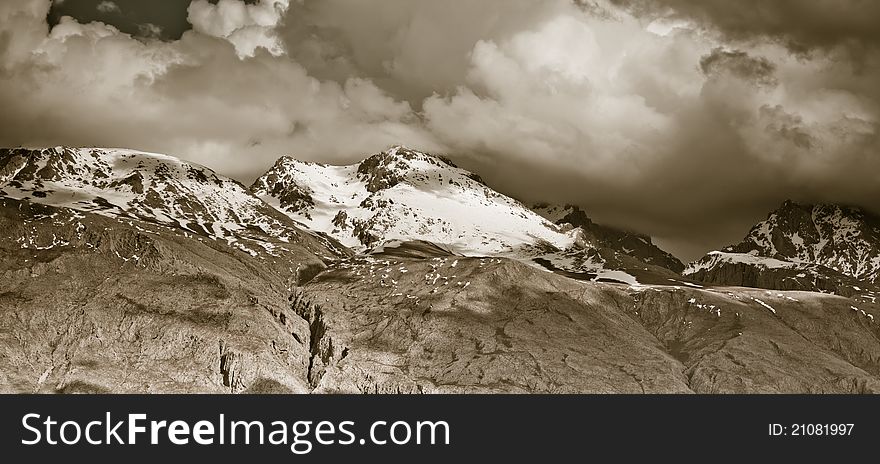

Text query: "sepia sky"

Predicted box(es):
[2, 0, 879, 261]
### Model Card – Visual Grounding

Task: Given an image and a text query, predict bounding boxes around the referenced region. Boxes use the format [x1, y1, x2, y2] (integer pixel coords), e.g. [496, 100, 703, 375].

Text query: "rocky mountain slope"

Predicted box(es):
[0, 197, 318, 393]
[252, 146, 682, 285]
[295, 241, 880, 393]
[686, 201, 880, 301]
[0, 147, 350, 393]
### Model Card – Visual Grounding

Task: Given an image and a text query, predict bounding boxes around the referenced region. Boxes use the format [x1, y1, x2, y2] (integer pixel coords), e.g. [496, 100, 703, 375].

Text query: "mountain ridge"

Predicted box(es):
[252, 145, 685, 284]
[0, 146, 348, 266]
[533, 203, 685, 273]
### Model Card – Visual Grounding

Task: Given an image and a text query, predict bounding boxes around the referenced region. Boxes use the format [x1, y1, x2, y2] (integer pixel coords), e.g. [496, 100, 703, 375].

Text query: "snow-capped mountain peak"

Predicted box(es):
[356, 145, 486, 193]
[0, 147, 344, 260]
[252, 146, 572, 256]
[725, 201, 880, 279]
[685, 200, 880, 298]
[253, 146, 686, 285]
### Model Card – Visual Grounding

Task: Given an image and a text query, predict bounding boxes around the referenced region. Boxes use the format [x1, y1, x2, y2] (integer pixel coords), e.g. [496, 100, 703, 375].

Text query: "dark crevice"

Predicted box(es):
[289, 288, 341, 389]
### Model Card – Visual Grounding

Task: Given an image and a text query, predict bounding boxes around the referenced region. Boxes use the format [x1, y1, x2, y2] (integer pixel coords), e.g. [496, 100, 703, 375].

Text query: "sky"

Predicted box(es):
[1, 0, 879, 261]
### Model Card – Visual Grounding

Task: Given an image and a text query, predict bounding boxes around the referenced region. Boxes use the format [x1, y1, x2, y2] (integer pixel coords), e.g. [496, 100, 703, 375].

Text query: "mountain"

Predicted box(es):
[686, 200, 880, 300]
[533, 203, 685, 273]
[252, 146, 683, 285]
[3, 146, 880, 394]
[6, 194, 879, 393]
[296, 241, 880, 393]
[0, 147, 348, 271]
[0, 147, 356, 393]
[251, 146, 572, 254]
[0, 196, 321, 393]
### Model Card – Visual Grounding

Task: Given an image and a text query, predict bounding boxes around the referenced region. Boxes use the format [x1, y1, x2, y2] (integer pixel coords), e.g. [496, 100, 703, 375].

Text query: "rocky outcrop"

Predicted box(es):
[298, 256, 690, 393]
[728, 201, 880, 279]
[252, 157, 317, 217]
[686, 259, 857, 296]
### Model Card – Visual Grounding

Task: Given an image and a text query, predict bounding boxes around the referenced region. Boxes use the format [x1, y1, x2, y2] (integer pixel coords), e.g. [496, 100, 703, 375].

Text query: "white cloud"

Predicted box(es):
[187, 0, 290, 58]
[425, 13, 683, 180]
[138, 23, 164, 39]
[96, 1, 120, 14]
[0, 0, 438, 177]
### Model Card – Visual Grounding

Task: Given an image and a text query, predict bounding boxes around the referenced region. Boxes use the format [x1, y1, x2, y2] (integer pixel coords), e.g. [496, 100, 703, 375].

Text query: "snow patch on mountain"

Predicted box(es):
[685, 250, 799, 274]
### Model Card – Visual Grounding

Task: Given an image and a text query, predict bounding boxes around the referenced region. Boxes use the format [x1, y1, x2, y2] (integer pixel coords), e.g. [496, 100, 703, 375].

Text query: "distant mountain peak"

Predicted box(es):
[686, 199, 880, 298]
[533, 203, 684, 273]
[732, 201, 880, 276]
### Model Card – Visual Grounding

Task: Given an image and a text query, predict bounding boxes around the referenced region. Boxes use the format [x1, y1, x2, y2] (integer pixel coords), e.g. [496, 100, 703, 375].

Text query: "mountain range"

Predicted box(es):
[1, 146, 879, 393]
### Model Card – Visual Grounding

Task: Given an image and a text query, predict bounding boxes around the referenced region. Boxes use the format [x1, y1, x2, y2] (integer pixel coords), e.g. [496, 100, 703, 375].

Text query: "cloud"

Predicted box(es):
[96, 1, 120, 15]
[423, 13, 677, 177]
[0, 0, 438, 178]
[608, 0, 880, 55]
[405, 2, 878, 259]
[137, 23, 163, 39]
[1, 0, 879, 261]
[187, 0, 289, 57]
[279, 0, 572, 104]
[700, 48, 777, 87]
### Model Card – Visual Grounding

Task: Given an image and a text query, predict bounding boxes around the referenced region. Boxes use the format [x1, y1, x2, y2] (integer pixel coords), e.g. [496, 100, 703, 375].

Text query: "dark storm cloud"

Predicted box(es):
[2, 0, 880, 262]
[700, 48, 777, 87]
[758, 105, 814, 150]
[609, 0, 880, 54]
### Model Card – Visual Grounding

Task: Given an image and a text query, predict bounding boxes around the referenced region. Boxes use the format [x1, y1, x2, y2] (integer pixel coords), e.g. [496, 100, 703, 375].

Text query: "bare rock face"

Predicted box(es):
[0, 198, 318, 393]
[732, 201, 880, 279]
[625, 287, 880, 393]
[686, 257, 862, 297]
